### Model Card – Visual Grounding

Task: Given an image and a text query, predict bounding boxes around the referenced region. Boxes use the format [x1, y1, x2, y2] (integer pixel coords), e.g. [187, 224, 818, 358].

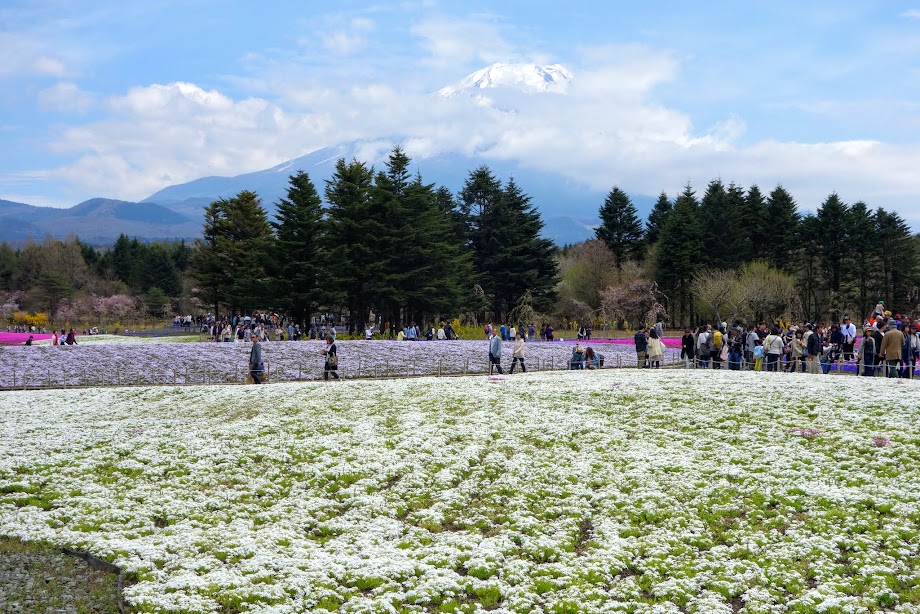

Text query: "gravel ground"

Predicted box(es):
[0, 538, 122, 613]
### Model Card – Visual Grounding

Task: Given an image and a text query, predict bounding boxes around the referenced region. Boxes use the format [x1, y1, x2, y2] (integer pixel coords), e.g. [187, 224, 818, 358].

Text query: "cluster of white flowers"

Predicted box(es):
[0, 340, 668, 387]
[1, 369, 917, 612]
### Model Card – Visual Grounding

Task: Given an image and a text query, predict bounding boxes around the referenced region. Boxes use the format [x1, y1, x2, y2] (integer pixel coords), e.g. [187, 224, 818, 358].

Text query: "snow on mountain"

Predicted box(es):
[437, 62, 573, 98]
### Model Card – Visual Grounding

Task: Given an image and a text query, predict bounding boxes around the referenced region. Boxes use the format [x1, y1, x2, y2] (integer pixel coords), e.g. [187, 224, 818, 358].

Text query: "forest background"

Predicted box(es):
[1, 147, 918, 334]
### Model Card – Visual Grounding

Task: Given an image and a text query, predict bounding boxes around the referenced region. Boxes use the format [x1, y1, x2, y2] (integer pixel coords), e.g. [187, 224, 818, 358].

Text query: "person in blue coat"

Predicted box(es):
[489, 332, 504, 374]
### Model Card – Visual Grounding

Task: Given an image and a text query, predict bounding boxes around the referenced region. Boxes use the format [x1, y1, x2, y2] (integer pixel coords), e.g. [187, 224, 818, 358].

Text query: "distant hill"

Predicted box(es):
[0, 198, 198, 245]
[1, 62, 666, 246]
[139, 140, 654, 245]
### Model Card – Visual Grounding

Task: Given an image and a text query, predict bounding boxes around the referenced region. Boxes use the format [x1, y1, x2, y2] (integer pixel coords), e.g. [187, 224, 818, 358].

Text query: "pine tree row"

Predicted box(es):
[192, 147, 559, 331]
[594, 180, 920, 324]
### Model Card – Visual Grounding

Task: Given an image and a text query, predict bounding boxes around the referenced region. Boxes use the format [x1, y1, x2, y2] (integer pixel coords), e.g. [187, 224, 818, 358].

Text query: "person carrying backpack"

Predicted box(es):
[711, 327, 724, 369]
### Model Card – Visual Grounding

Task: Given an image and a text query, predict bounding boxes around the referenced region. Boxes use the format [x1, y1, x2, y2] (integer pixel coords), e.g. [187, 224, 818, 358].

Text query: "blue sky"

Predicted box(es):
[2, 1, 920, 223]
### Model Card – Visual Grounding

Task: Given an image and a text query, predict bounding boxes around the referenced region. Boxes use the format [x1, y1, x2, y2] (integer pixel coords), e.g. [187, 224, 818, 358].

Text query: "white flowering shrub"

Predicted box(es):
[1, 370, 918, 612]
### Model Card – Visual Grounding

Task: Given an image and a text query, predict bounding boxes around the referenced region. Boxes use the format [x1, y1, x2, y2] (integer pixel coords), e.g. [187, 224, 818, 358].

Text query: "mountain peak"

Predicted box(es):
[437, 62, 573, 98]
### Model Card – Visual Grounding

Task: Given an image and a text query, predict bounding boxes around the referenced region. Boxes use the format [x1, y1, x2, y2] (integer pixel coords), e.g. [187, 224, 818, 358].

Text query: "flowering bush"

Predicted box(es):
[1, 370, 918, 612]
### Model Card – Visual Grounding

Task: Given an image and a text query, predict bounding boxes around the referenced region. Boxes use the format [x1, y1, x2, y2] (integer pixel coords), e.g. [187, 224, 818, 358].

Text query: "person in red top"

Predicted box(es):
[65, 328, 78, 345]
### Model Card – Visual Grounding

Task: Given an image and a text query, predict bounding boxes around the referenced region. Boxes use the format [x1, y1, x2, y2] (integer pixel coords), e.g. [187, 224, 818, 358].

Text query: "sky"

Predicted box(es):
[2, 0, 920, 224]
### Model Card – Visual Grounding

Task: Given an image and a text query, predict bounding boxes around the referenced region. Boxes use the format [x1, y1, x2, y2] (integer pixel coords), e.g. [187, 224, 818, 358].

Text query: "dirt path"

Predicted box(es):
[0, 537, 123, 613]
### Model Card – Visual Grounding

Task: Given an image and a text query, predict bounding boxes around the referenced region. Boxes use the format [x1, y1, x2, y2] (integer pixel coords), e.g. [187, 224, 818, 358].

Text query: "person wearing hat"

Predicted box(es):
[879, 321, 905, 378]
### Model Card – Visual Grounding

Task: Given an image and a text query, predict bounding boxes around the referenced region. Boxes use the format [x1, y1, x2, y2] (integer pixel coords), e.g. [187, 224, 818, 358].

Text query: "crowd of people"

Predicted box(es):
[640, 302, 920, 378]
[188, 303, 920, 383]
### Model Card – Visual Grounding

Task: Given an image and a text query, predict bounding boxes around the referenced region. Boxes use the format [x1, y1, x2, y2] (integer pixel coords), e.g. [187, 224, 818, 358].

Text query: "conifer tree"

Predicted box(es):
[763, 185, 801, 271]
[271, 171, 329, 325]
[722, 182, 752, 266]
[460, 166, 505, 317]
[645, 192, 672, 246]
[324, 158, 379, 331]
[141, 243, 182, 297]
[697, 179, 728, 269]
[845, 201, 878, 316]
[499, 177, 559, 314]
[874, 208, 917, 313]
[742, 184, 769, 259]
[815, 192, 849, 298]
[655, 183, 704, 324]
[460, 167, 557, 319]
[595, 186, 645, 268]
[193, 200, 231, 315]
[222, 190, 274, 312]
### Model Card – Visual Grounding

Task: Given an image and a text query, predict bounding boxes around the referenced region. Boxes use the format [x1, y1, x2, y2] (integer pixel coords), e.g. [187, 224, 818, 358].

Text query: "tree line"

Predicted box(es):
[2, 158, 918, 331]
[589, 181, 920, 326]
[0, 235, 192, 320]
[192, 147, 559, 331]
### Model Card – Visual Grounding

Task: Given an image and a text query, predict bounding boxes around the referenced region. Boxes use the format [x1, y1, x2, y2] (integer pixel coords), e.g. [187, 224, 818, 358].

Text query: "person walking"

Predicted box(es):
[65, 328, 78, 346]
[510, 333, 526, 373]
[489, 330, 504, 374]
[248, 332, 264, 384]
[322, 334, 340, 380]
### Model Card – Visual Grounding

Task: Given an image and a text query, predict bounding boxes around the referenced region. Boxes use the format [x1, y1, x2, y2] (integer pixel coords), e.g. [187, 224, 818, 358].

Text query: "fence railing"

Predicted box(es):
[10, 350, 914, 389]
[2, 350, 688, 389]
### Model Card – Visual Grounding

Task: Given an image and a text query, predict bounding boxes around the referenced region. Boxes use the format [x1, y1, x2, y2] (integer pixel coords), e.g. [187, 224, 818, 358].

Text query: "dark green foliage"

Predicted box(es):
[596, 187, 645, 268]
[763, 186, 801, 271]
[874, 208, 917, 313]
[324, 158, 380, 330]
[645, 192, 672, 246]
[192, 191, 273, 315]
[270, 171, 329, 324]
[697, 179, 751, 269]
[192, 200, 231, 315]
[143, 287, 169, 317]
[816, 192, 849, 296]
[141, 244, 182, 297]
[222, 191, 274, 312]
[655, 183, 704, 323]
[0, 243, 15, 291]
[460, 167, 558, 319]
[742, 184, 769, 260]
[844, 202, 877, 318]
[35, 270, 72, 318]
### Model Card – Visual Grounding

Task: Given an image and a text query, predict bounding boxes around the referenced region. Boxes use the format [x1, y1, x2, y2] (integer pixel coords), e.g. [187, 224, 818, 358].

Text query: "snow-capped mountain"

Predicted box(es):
[437, 62, 573, 97]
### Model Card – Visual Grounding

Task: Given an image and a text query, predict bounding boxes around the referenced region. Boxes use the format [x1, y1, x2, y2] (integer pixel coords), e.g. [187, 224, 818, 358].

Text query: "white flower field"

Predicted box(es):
[1, 369, 919, 612]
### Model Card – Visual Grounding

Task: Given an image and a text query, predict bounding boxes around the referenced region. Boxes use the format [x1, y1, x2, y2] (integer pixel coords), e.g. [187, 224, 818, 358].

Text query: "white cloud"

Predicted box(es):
[320, 17, 375, 55]
[38, 42, 920, 224]
[900, 9, 920, 19]
[38, 82, 94, 113]
[0, 32, 72, 78]
[410, 15, 517, 67]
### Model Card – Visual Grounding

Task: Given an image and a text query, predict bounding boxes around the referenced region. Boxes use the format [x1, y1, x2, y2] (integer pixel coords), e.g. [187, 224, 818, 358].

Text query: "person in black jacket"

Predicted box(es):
[322, 334, 339, 380]
[681, 328, 695, 369]
[804, 325, 821, 374]
[634, 326, 649, 368]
